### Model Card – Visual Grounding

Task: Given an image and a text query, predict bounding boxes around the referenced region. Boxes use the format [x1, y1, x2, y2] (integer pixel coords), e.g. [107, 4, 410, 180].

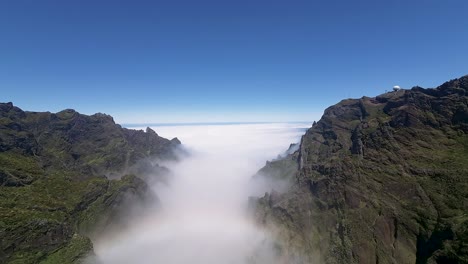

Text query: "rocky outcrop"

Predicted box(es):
[254, 76, 468, 263]
[0, 103, 181, 263]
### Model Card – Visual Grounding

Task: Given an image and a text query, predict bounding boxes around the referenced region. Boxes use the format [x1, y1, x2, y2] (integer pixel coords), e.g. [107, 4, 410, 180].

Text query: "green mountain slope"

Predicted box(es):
[254, 76, 468, 264]
[0, 103, 180, 263]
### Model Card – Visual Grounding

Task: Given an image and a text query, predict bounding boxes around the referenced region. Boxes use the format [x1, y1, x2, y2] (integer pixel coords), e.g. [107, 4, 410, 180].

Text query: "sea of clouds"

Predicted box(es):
[92, 122, 310, 264]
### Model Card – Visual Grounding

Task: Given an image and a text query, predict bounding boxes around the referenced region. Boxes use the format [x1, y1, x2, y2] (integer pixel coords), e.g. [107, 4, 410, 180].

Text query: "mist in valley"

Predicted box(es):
[92, 123, 309, 264]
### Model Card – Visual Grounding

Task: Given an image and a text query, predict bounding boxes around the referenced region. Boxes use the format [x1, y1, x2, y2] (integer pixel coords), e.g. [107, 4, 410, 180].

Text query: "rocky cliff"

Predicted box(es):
[0, 103, 180, 263]
[254, 76, 468, 263]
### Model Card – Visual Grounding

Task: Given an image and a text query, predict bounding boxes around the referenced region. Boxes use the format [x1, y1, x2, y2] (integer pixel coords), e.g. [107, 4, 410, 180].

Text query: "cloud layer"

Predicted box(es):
[93, 123, 309, 264]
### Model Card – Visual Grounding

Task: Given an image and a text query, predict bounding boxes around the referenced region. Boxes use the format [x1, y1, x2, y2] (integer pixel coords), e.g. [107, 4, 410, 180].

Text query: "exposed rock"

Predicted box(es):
[0, 104, 181, 263]
[171, 137, 182, 145]
[255, 75, 468, 263]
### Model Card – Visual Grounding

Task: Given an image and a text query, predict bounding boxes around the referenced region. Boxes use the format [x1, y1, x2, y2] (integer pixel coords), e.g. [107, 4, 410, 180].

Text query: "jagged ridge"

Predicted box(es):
[254, 75, 468, 264]
[0, 103, 181, 263]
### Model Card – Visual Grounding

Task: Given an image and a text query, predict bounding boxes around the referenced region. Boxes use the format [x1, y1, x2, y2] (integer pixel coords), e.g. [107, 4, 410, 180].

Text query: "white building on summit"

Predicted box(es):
[393, 85, 401, 91]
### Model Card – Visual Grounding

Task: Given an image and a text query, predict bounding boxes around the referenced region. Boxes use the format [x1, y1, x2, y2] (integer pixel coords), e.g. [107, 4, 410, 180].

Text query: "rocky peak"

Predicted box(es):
[437, 75, 468, 92]
[92, 112, 115, 123]
[0, 102, 182, 263]
[410, 75, 468, 97]
[171, 137, 181, 145]
[0, 103, 181, 183]
[146, 126, 158, 135]
[56, 108, 78, 119]
[0, 102, 14, 111]
[0, 102, 26, 119]
[255, 75, 468, 264]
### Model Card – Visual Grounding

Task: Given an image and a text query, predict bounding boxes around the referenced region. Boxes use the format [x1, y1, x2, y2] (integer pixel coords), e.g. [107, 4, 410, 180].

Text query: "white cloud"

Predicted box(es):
[93, 123, 309, 264]
[112, 110, 323, 124]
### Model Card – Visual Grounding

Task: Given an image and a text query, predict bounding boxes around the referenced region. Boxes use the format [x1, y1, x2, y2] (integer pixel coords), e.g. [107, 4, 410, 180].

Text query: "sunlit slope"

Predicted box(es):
[0, 103, 179, 263]
[255, 75, 468, 263]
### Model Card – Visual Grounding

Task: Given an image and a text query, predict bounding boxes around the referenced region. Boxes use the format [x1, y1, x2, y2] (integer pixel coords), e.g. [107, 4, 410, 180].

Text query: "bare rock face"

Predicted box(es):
[0, 104, 181, 263]
[255, 75, 468, 264]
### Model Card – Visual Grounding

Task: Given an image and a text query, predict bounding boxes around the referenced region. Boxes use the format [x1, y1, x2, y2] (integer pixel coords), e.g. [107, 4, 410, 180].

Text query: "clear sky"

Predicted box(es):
[1, 0, 467, 123]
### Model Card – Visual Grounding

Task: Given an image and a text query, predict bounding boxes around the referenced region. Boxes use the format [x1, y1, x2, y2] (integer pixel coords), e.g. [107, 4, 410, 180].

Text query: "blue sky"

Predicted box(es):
[1, 0, 467, 123]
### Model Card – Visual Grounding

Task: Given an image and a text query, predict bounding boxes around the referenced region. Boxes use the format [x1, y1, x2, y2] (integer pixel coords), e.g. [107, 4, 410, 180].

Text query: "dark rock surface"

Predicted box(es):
[0, 103, 181, 263]
[254, 75, 468, 263]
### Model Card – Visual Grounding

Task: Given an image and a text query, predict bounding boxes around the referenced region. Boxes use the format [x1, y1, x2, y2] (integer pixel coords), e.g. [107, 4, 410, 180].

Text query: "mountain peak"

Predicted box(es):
[437, 74, 468, 93]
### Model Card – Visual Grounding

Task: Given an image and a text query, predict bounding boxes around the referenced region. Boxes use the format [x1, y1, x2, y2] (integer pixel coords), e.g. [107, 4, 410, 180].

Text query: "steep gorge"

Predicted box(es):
[1, 75, 468, 264]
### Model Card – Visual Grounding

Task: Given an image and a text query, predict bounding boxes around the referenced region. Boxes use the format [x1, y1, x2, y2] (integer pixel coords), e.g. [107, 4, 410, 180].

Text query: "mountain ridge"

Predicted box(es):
[0, 102, 180, 263]
[254, 75, 468, 264]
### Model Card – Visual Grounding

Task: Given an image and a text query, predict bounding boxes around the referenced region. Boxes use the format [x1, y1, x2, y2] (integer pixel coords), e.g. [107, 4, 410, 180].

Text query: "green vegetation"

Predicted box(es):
[39, 234, 93, 264]
[255, 75, 468, 263]
[0, 102, 179, 263]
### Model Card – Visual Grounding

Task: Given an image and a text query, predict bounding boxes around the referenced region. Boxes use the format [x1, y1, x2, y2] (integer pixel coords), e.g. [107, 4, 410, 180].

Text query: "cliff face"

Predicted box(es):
[0, 103, 180, 263]
[255, 76, 468, 263]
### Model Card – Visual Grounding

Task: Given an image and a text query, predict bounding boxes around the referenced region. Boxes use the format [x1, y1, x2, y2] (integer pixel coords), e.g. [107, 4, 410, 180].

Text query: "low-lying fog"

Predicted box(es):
[93, 122, 309, 264]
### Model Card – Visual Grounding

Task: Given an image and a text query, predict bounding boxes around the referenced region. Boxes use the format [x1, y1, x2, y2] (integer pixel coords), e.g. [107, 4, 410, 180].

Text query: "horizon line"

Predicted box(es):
[123, 121, 313, 127]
